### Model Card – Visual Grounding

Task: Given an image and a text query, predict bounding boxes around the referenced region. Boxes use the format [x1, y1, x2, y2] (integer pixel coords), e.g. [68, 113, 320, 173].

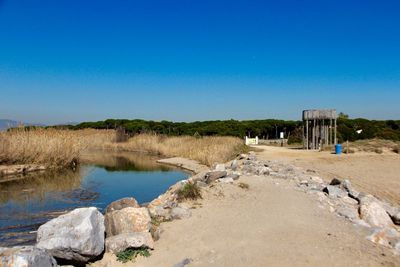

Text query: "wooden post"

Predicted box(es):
[334, 119, 337, 145]
[317, 120, 320, 149]
[316, 120, 318, 149]
[313, 119, 316, 149]
[325, 125, 328, 145]
[329, 119, 332, 145]
[306, 120, 309, 150]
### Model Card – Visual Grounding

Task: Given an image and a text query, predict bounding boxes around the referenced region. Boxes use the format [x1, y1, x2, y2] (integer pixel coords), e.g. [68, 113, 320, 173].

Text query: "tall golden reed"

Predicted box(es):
[0, 128, 114, 167]
[0, 129, 244, 167]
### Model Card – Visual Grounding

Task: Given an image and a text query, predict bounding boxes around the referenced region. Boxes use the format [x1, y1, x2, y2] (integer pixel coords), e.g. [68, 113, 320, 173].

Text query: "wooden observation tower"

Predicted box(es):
[303, 109, 338, 150]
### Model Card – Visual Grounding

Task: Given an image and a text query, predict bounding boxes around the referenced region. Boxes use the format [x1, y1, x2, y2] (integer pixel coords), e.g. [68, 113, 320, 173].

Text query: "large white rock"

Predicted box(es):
[105, 232, 154, 254]
[0, 246, 57, 267]
[360, 198, 394, 228]
[36, 207, 105, 263]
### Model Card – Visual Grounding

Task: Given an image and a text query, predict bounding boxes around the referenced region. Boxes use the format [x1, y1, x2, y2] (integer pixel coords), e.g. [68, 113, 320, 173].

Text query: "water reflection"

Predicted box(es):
[0, 168, 83, 205]
[0, 152, 188, 247]
[80, 151, 173, 172]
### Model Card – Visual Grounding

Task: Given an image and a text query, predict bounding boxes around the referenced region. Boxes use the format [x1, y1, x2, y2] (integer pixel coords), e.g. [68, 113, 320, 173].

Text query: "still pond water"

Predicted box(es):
[0, 152, 188, 247]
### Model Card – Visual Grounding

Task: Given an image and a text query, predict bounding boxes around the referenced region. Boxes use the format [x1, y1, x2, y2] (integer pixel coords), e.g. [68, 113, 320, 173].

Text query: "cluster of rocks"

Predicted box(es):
[0, 194, 194, 266]
[315, 180, 400, 253]
[236, 152, 400, 254]
[104, 198, 154, 255]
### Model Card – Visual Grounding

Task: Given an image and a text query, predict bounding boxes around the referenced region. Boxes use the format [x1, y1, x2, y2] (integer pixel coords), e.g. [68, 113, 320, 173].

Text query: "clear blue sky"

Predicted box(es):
[1, 0, 399, 124]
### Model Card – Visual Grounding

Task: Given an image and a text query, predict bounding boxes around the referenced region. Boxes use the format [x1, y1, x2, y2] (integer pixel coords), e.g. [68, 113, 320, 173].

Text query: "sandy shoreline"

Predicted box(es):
[92, 148, 400, 267]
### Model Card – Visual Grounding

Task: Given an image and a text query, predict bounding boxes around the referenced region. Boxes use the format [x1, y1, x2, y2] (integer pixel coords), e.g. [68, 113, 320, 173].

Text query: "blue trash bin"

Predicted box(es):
[335, 144, 342, 155]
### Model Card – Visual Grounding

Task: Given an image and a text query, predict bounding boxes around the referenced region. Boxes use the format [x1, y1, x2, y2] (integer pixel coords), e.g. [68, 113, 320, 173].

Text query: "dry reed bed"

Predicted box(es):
[107, 134, 245, 166]
[0, 129, 244, 167]
[0, 129, 114, 167]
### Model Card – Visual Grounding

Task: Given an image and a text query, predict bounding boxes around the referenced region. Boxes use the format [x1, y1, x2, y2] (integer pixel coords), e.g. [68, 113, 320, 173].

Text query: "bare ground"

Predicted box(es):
[94, 168, 400, 266]
[256, 145, 400, 206]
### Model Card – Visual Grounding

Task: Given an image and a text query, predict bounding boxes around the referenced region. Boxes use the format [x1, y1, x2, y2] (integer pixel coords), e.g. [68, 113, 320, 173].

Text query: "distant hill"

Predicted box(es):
[0, 120, 20, 131]
[0, 119, 46, 131]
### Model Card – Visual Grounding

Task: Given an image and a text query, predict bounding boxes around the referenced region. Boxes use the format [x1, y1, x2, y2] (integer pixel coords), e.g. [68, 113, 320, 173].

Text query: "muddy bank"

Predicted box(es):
[0, 164, 46, 178]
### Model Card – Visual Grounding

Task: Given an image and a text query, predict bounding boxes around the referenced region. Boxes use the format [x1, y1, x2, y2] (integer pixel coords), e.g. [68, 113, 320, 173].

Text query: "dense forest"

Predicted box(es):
[336, 118, 400, 142]
[72, 119, 302, 140]
[64, 117, 400, 143]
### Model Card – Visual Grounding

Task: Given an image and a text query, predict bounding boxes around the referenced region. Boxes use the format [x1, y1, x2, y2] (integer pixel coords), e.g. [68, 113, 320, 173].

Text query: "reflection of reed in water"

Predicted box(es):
[80, 151, 175, 172]
[0, 168, 84, 205]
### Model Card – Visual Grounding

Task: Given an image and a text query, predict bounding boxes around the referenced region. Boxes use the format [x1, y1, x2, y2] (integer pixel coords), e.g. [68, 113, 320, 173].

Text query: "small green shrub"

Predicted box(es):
[177, 182, 202, 201]
[116, 247, 151, 263]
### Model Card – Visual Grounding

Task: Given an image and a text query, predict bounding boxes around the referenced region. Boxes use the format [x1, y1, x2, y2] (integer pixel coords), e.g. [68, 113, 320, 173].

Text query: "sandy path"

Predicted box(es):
[256, 146, 400, 206]
[96, 175, 399, 266]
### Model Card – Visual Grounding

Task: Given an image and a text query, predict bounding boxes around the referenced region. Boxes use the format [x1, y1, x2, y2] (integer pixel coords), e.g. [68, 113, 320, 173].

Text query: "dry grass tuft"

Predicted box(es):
[238, 182, 249, 190]
[177, 182, 202, 201]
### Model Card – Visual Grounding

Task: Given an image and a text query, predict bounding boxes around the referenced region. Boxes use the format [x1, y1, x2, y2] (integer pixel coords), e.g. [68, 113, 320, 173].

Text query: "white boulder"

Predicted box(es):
[36, 207, 105, 263]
